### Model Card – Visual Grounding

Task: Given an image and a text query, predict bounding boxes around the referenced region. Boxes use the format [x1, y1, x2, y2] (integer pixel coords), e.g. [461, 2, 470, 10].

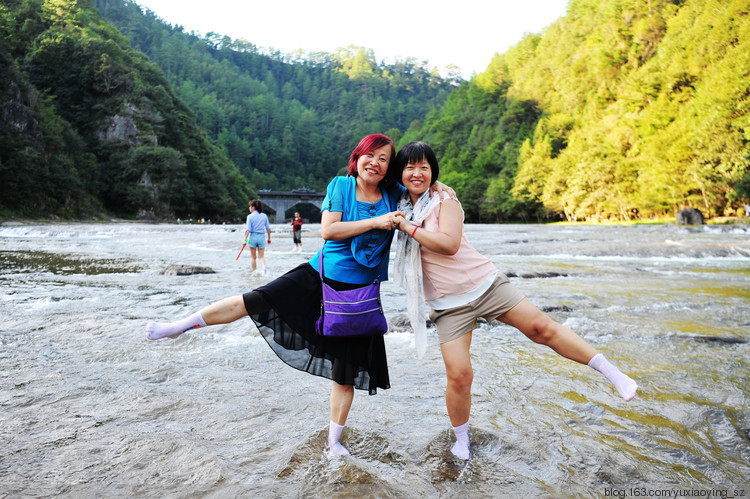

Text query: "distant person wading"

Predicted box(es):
[291, 211, 303, 252]
[245, 199, 271, 275]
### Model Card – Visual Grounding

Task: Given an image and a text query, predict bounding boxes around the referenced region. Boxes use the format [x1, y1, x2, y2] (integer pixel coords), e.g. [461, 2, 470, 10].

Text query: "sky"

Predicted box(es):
[133, 0, 570, 79]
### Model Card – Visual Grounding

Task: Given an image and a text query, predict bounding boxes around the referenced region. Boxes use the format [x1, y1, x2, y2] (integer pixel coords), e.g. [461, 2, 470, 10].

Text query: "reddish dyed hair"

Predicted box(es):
[347, 134, 396, 183]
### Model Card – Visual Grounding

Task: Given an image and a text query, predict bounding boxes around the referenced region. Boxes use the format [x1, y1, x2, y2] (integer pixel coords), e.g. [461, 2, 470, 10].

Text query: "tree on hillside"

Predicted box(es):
[409, 0, 750, 222]
[1, 0, 254, 220]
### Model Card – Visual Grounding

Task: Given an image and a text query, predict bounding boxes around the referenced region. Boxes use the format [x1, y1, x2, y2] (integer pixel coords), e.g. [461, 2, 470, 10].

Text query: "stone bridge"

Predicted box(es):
[257, 188, 325, 222]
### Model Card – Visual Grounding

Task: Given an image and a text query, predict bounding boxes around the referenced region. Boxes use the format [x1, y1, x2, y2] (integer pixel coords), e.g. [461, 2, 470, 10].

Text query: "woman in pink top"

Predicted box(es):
[391, 142, 637, 461]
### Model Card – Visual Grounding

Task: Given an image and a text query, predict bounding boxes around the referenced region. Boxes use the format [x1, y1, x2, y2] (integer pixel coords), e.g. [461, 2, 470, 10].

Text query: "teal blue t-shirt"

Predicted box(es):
[310, 176, 404, 285]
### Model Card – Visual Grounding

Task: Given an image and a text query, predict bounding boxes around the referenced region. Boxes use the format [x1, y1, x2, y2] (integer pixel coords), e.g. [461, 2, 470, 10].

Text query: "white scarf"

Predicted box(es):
[393, 190, 444, 358]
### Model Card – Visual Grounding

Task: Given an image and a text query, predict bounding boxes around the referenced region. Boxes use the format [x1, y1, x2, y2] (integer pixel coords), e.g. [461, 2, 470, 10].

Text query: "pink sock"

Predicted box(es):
[451, 421, 470, 460]
[588, 353, 638, 401]
[328, 421, 350, 457]
[145, 312, 206, 340]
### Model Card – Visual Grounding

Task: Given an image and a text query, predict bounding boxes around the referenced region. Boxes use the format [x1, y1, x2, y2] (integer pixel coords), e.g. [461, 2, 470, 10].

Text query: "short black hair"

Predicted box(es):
[392, 141, 439, 186]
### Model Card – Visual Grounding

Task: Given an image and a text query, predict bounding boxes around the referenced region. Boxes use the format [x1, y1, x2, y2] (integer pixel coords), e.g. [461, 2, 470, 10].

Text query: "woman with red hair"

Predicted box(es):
[146, 134, 450, 456]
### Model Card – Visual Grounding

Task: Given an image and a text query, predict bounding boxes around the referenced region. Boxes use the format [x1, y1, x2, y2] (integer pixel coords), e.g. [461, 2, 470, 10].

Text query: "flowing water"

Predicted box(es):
[1, 222, 749, 498]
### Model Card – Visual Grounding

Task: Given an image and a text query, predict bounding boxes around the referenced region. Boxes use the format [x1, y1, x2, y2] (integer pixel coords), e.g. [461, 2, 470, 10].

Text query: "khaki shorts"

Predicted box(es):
[429, 274, 525, 344]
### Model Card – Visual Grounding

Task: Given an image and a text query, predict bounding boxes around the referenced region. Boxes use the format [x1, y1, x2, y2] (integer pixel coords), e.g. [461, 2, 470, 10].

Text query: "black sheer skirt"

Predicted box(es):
[242, 263, 390, 395]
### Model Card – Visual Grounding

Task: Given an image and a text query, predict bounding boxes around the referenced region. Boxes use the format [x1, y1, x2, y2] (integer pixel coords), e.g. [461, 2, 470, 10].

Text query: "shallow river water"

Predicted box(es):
[1, 222, 749, 498]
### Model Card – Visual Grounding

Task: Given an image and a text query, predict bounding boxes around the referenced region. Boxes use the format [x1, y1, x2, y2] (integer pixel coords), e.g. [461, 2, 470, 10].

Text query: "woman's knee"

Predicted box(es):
[525, 316, 558, 344]
[331, 381, 354, 396]
[446, 364, 473, 390]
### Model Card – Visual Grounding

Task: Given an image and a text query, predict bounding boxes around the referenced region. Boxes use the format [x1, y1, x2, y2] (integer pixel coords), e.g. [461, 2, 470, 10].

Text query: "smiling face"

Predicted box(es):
[402, 158, 433, 202]
[356, 144, 392, 187]
[393, 142, 440, 201]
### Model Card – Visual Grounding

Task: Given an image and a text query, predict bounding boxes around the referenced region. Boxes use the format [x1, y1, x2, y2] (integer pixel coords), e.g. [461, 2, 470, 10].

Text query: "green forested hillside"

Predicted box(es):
[403, 0, 750, 222]
[0, 0, 455, 220]
[3, 0, 748, 223]
[0, 0, 253, 220]
[94, 0, 457, 192]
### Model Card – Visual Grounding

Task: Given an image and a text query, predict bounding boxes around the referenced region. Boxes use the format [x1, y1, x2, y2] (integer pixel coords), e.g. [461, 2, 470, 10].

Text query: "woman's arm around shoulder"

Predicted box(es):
[397, 198, 462, 255]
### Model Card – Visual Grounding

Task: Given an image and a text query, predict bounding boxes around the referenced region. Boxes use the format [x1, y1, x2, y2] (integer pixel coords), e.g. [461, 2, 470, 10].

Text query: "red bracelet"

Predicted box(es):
[410, 226, 418, 238]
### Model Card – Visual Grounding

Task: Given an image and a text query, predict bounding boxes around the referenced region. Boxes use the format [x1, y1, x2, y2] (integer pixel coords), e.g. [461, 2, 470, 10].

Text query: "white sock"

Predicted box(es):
[145, 312, 206, 340]
[328, 421, 350, 457]
[588, 353, 638, 401]
[450, 421, 471, 460]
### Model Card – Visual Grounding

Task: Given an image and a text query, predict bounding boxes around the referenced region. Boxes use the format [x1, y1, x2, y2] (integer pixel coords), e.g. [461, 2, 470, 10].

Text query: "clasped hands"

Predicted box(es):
[379, 213, 419, 234]
[376, 212, 406, 231]
[378, 181, 456, 232]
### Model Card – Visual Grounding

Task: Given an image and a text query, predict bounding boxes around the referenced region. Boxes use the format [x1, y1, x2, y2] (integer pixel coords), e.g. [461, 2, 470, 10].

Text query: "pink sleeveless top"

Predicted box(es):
[420, 200, 496, 301]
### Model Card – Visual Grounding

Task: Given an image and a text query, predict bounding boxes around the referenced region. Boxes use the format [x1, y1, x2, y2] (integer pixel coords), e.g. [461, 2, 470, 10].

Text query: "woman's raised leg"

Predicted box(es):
[146, 295, 249, 340]
[499, 298, 637, 400]
[499, 298, 596, 363]
[200, 295, 250, 325]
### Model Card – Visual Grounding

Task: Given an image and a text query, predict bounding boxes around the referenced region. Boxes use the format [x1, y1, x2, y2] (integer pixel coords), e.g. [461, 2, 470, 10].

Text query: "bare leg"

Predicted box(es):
[499, 298, 637, 400]
[440, 332, 473, 460]
[498, 298, 597, 364]
[328, 381, 354, 456]
[249, 247, 257, 271]
[199, 295, 248, 325]
[146, 295, 248, 340]
[440, 332, 473, 426]
[330, 381, 354, 425]
[258, 247, 266, 273]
